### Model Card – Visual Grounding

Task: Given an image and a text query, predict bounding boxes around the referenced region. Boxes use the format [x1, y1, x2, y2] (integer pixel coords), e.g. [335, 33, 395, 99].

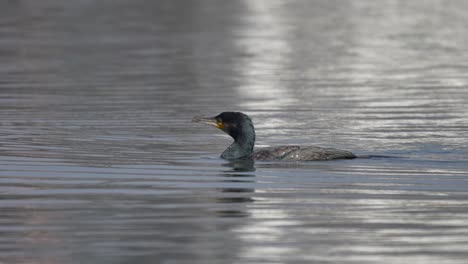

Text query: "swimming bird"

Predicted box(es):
[192, 112, 356, 161]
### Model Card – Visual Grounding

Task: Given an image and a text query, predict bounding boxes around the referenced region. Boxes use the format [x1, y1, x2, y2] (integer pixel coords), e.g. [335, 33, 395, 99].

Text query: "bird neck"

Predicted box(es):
[221, 129, 255, 160]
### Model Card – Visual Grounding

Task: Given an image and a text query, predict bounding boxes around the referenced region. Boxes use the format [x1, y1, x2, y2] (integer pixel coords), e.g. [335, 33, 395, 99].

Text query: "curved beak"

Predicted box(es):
[192, 116, 224, 129]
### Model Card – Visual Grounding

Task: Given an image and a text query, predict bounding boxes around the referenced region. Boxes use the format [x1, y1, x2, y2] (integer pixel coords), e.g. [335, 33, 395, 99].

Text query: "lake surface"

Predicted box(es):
[1, 0, 468, 263]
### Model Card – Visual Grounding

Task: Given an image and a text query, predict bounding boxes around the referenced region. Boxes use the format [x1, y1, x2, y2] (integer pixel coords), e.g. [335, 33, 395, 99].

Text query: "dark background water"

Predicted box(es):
[1, 0, 468, 263]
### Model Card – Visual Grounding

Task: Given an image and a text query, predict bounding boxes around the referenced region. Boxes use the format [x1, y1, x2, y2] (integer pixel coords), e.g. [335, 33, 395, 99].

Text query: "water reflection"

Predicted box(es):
[222, 159, 256, 173]
[235, 0, 296, 111]
[1, 0, 468, 263]
[216, 159, 256, 217]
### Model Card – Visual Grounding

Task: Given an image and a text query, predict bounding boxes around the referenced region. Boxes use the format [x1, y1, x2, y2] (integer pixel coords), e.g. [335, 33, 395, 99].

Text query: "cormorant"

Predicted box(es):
[192, 112, 356, 161]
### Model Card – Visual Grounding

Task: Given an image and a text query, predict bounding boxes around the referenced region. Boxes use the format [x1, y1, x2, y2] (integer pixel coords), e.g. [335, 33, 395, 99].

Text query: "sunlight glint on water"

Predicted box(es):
[0, 0, 468, 263]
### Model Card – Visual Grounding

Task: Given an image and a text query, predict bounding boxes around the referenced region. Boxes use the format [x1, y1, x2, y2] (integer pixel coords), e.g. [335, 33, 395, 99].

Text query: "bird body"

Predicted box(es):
[193, 112, 356, 161]
[252, 145, 355, 161]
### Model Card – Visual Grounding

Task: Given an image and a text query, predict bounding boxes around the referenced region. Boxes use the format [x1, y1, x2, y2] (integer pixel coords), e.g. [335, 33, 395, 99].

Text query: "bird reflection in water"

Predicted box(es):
[215, 159, 256, 218]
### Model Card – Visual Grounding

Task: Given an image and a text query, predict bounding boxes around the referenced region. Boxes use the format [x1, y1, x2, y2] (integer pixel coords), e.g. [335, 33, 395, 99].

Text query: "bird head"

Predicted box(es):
[192, 112, 254, 141]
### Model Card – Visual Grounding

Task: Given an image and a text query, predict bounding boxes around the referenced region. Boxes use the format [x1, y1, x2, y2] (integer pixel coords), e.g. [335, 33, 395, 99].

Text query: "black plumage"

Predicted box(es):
[193, 112, 356, 161]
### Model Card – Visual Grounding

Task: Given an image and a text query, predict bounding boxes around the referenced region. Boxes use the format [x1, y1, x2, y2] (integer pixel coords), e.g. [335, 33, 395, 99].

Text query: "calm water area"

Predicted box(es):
[1, 0, 468, 263]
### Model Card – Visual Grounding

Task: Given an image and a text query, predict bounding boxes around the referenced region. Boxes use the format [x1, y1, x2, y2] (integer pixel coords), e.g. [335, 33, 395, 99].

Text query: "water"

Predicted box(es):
[1, 0, 468, 263]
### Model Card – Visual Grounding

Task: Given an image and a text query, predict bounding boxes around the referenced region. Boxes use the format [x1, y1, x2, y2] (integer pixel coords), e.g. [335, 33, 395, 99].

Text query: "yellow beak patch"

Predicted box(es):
[216, 122, 225, 130]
